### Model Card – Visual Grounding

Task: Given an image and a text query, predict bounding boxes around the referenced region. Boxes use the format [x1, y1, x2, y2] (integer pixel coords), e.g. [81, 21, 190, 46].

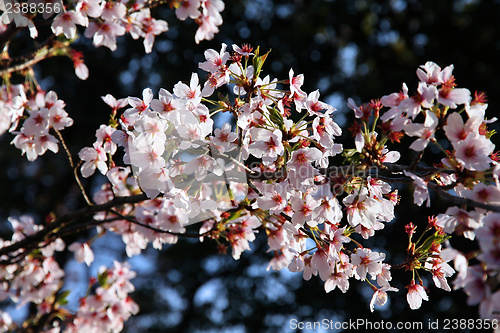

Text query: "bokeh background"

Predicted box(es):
[1, 0, 500, 332]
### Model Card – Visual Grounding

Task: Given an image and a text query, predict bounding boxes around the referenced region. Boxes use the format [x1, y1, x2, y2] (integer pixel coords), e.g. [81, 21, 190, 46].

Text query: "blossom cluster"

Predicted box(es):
[348, 61, 499, 313]
[0, 85, 73, 160]
[79, 43, 403, 312]
[0, 215, 137, 332]
[64, 261, 138, 333]
[0, 216, 65, 308]
[1, 42, 500, 331]
[1, 0, 224, 79]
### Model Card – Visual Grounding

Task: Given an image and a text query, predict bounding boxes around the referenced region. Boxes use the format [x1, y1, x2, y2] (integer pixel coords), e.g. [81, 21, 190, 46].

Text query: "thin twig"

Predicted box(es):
[108, 209, 211, 238]
[0, 193, 147, 261]
[53, 128, 92, 205]
[429, 182, 500, 212]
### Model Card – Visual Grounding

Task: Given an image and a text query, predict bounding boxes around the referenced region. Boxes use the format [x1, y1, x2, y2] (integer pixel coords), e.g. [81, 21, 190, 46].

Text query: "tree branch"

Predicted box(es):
[429, 182, 500, 213]
[0, 193, 147, 262]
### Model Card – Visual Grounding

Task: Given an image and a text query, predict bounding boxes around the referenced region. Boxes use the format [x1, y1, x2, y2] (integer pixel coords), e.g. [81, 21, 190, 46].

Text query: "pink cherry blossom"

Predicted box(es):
[406, 280, 429, 310]
[142, 16, 169, 54]
[123, 88, 154, 123]
[176, 0, 202, 20]
[287, 147, 322, 173]
[398, 82, 437, 119]
[380, 83, 409, 122]
[68, 242, 95, 266]
[290, 194, 319, 227]
[76, 0, 103, 19]
[327, 226, 350, 254]
[311, 248, 333, 281]
[443, 112, 482, 144]
[95, 124, 117, 154]
[84, 21, 126, 51]
[437, 69, 471, 108]
[100, 1, 126, 21]
[199, 43, 230, 74]
[436, 207, 482, 239]
[370, 285, 398, 312]
[453, 133, 495, 171]
[416, 61, 447, 85]
[248, 128, 284, 165]
[343, 187, 383, 229]
[404, 110, 438, 151]
[211, 123, 237, 153]
[22, 108, 49, 136]
[404, 171, 430, 207]
[288, 68, 307, 99]
[313, 197, 343, 224]
[324, 270, 350, 293]
[129, 138, 165, 170]
[102, 94, 129, 113]
[194, 13, 220, 44]
[464, 183, 500, 206]
[79, 142, 108, 177]
[304, 90, 335, 116]
[51, 10, 88, 39]
[183, 155, 223, 181]
[312, 114, 342, 148]
[173, 73, 202, 110]
[351, 248, 385, 280]
[150, 88, 181, 122]
[255, 182, 289, 215]
[232, 44, 255, 56]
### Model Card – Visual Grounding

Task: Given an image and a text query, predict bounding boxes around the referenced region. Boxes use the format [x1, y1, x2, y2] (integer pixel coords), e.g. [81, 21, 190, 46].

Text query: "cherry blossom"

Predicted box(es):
[51, 10, 88, 39]
[68, 242, 95, 266]
[370, 285, 399, 312]
[453, 133, 495, 171]
[211, 123, 237, 153]
[84, 21, 126, 51]
[124, 88, 154, 124]
[443, 111, 482, 144]
[416, 61, 448, 85]
[3, 31, 500, 329]
[176, 0, 203, 20]
[351, 248, 386, 280]
[79, 142, 108, 177]
[343, 187, 385, 229]
[404, 110, 438, 151]
[404, 171, 430, 207]
[173, 73, 202, 111]
[290, 194, 320, 227]
[76, 0, 103, 19]
[398, 82, 437, 119]
[406, 280, 429, 310]
[248, 128, 284, 164]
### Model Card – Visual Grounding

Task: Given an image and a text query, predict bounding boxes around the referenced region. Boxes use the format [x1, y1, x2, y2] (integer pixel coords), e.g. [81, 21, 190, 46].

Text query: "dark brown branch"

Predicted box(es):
[108, 209, 210, 238]
[0, 193, 147, 261]
[2, 161, 499, 264]
[429, 182, 500, 213]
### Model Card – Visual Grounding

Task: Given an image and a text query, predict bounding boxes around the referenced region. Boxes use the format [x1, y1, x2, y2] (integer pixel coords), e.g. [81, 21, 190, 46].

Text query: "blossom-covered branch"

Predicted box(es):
[1, 38, 500, 331]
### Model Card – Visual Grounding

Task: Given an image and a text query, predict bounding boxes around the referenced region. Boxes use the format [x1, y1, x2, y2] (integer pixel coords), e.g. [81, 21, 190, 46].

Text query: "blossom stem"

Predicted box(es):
[53, 128, 92, 206]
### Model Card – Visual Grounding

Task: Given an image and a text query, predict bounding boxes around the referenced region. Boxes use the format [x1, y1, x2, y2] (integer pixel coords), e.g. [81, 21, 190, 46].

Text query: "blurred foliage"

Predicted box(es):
[1, 0, 500, 332]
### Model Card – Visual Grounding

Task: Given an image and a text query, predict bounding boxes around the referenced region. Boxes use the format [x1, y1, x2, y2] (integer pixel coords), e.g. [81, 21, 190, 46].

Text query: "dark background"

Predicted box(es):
[1, 0, 499, 332]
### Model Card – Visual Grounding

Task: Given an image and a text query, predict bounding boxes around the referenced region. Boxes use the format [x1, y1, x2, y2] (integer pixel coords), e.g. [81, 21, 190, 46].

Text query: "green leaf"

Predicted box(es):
[342, 149, 362, 164]
[55, 290, 71, 306]
[98, 270, 108, 287]
[269, 106, 284, 127]
[252, 48, 271, 80]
